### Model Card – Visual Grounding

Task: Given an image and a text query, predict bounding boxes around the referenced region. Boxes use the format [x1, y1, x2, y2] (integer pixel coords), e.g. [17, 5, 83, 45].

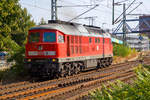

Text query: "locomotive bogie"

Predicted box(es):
[25, 57, 113, 78]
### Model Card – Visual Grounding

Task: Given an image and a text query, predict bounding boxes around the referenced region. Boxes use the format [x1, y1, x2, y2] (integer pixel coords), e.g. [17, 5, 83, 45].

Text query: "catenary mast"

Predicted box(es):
[51, 0, 57, 20]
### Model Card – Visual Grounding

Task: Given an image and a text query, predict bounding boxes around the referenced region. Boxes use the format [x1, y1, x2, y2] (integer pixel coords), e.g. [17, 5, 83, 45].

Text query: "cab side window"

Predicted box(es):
[98, 38, 100, 43]
[89, 38, 92, 43]
[95, 38, 97, 43]
[58, 35, 64, 43]
[103, 38, 105, 43]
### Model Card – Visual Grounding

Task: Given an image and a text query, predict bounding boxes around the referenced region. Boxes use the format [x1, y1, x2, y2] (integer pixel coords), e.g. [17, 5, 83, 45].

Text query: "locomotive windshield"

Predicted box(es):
[43, 32, 56, 42]
[29, 32, 40, 43]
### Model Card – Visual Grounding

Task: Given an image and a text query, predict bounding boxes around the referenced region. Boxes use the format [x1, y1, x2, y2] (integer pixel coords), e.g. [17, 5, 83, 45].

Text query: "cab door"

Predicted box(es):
[103, 37, 105, 58]
[67, 36, 70, 56]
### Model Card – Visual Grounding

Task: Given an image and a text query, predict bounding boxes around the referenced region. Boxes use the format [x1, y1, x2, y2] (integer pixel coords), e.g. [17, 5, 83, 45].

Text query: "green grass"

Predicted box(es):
[91, 65, 150, 100]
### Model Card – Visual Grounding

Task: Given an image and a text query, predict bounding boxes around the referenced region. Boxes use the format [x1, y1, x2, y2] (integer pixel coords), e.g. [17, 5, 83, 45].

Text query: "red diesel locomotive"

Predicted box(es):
[25, 20, 113, 77]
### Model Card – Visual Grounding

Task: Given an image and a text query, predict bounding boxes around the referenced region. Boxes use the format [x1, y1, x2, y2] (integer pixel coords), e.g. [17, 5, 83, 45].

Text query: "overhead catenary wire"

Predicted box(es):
[57, 5, 94, 8]
[20, 0, 148, 17]
[80, 0, 122, 13]
[59, 0, 121, 14]
[126, 2, 143, 15]
[114, 2, 143, 24]
[68, 4, 99, 22]
[21, 2, 50, 12]
[67, 0, 120, 26]
[21, 0, 121, 20]
[114, 0, 130, 5]
[114, 0, 137, 24]
[20, 0, 121, 27]
[20, 0, 149, 28]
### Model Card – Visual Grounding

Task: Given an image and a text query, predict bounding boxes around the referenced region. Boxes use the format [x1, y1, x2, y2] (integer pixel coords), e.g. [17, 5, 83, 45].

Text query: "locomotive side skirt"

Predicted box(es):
[57, 54, 112, 62]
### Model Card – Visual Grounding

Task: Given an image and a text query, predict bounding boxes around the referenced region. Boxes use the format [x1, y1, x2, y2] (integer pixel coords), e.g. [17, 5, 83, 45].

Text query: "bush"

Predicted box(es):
[113, 44, 133, 57]
[0, 71, 5, 81]
[91, 66, 150, 100]
[0, 47, 28, 82]
[8, 47, 28, 75]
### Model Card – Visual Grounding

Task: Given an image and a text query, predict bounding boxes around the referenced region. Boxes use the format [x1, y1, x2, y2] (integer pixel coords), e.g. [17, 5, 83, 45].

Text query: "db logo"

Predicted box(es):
[38, 45, 43, 50]
[38, 51, 44, 55]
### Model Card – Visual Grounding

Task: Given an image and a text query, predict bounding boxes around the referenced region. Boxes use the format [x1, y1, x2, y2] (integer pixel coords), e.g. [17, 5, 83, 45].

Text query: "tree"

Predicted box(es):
[0, 0, 35, 51]
[39, 17, 47, 25]
[11, 8, 35, 46]
[0, 0, 36, 79]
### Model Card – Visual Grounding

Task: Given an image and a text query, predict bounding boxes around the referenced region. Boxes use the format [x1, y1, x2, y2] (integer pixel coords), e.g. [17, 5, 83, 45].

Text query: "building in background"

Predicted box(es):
[116, 34, 149, 51]
[0, 52, 8, 67]
[113, 15, 150, 51]
[0, 52, 7, 60]
[139, 15, 150, 38]
[126, 34, 149, 51]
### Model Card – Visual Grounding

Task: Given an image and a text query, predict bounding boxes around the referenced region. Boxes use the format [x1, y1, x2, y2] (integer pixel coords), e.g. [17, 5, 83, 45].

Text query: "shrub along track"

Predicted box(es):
[0, 57, 150, 100]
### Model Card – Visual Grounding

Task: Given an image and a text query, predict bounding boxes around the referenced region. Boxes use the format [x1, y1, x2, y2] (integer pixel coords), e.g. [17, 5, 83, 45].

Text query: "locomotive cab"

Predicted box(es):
[25, 29, 65, 77]
[26, 29, 65, 58]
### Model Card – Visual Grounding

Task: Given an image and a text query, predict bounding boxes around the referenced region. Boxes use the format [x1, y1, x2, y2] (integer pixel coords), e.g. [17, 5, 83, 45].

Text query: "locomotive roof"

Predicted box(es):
[30, 21, 111, 38]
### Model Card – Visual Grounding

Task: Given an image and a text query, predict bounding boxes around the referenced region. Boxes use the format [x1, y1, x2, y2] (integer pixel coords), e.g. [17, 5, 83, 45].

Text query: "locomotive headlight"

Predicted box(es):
[52, 59, 56, 62]
[28, 59, 31, 62]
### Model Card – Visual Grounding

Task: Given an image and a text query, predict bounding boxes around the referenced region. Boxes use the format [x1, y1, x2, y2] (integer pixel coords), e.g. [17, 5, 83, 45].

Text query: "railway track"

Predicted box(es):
[0, 57, 150, 100]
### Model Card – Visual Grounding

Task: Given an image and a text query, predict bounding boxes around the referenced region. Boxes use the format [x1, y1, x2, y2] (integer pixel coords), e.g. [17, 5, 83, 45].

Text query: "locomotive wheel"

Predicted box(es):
[109, 57, 113, 65]
[64, 63, 71, 76]
[105, 58, 108, 67]
[74, 67, 78, 74]
[96, 62, 101, 69]
[74, 65, 80, 74]
[64, 69, 68, 77]
[67, 67, 71, 76]
[55, 73, 59, 79]
[106, 58, 110, 67]
[100, 59, 105, 68]
[59, 68, 65, 77]
[109, 58, 112, 65]
[70, 65, 75, 75]
[72, 63, 78, 74]
[77, 65, 80, 74]
[98, 63, 103, 69]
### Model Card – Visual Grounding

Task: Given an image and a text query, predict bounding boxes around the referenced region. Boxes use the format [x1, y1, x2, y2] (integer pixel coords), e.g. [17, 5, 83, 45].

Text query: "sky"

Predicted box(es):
[19, 0, 150, 30]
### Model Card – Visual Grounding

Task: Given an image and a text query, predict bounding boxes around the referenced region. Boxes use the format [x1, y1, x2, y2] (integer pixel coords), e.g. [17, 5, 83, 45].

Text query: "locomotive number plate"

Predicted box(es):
[38, 51, 44, 55]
